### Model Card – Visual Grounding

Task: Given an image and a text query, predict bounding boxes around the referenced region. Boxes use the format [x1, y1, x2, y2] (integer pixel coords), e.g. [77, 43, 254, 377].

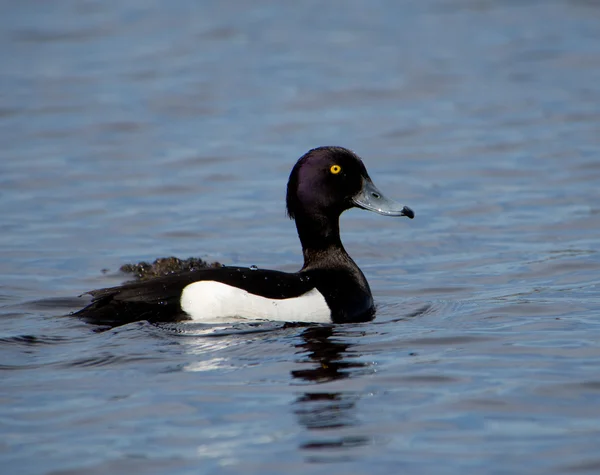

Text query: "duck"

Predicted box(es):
[74, 146, 414, 327]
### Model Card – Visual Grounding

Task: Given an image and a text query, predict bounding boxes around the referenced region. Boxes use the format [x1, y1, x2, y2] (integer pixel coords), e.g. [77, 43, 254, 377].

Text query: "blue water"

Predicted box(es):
[2, 1, 600, 474]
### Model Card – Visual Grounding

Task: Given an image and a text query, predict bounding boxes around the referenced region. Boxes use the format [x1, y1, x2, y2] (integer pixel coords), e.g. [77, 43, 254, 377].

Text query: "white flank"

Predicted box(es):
[180, 281, 331, 323]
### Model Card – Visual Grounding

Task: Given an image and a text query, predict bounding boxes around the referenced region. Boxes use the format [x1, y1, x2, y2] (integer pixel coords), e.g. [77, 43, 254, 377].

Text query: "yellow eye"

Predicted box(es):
[330, 165, 342, 175]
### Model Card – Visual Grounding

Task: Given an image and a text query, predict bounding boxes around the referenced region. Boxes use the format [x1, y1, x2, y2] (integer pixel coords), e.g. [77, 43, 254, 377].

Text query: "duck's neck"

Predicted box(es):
[294, 212, 350, 270]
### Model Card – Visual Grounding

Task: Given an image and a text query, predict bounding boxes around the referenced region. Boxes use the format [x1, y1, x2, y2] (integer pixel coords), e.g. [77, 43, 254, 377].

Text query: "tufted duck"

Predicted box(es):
[74, 146, 414, 326]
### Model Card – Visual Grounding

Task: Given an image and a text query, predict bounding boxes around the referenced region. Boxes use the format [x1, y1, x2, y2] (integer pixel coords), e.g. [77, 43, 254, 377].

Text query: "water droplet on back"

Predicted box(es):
[249, 265, 258, 271]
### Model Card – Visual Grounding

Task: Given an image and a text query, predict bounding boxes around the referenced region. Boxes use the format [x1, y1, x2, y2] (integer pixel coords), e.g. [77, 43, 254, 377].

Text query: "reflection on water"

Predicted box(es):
[292, 327, 373, 460]
[292, 326, 370, 383]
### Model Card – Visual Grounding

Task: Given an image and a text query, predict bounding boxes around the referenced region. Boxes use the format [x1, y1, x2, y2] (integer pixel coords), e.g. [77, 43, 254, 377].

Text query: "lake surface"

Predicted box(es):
[1, 1, 600, 473]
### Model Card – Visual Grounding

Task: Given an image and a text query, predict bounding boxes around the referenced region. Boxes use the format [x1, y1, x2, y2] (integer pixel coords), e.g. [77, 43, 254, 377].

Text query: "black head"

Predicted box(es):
[286, 146, 414, 220]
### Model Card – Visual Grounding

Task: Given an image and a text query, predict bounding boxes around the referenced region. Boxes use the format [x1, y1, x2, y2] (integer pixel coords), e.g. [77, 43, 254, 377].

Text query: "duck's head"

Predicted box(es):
[286, 146, 414, 220]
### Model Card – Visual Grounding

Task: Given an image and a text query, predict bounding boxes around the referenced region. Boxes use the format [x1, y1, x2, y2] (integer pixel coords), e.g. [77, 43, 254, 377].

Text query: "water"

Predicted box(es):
[1, 0, 600, 473]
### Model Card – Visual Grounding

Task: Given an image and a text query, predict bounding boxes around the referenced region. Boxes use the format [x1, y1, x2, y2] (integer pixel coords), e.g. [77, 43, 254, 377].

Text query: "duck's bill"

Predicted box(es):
[352, 179, 415, 218]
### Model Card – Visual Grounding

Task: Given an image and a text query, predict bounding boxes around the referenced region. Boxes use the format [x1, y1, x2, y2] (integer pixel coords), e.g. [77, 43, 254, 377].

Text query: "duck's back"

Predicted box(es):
[75, 264, 375, 327]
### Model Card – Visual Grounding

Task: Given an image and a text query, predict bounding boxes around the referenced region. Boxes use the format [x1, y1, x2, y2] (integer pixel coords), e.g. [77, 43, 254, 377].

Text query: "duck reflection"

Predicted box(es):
[291, 326, 373, 460]
[291, 325, 369, 383]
